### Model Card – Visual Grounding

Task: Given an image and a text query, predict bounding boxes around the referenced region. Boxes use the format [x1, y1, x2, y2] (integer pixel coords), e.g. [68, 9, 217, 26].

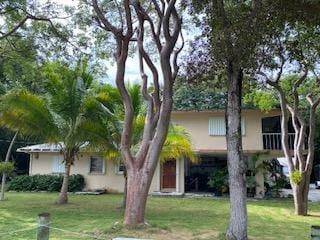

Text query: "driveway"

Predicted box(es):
[281, 184, 320, 202]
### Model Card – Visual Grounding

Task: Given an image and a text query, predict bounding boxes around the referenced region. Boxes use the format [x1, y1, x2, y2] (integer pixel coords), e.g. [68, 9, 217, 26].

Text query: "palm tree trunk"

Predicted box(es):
[57, 163, 71, 204]
[0, 132, 18, 201]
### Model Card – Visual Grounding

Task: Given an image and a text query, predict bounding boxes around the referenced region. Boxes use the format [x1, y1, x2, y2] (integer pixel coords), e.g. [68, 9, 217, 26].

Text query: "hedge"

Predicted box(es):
[8, 174, 85, 192]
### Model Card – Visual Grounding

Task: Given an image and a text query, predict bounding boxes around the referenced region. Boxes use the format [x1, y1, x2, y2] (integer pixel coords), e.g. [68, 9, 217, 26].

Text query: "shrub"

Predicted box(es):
[8, 174, 85, 192]
[68, 174, 85, 192]
[0, 162, 15, 174]
[207, 169, 228, 192]
[7, 175, 33, 191]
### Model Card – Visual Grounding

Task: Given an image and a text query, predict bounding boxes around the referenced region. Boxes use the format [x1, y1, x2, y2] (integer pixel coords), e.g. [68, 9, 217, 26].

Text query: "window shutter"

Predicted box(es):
[209, 117, 245, 136]
[208, 117, 226, 136]
[52, 156, 64, 173]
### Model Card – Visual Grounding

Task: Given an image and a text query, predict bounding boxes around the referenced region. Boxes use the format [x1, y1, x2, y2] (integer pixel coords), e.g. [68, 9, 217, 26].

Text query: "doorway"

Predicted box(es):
[161, 160, 176, 191]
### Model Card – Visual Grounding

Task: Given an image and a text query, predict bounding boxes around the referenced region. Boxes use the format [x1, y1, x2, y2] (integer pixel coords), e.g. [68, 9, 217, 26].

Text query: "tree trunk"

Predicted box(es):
[225, 65, 247, 240]
[57, 163, 71, 204]
[123, 168, 150, 226]
[0, 132, 18, 201]
[121, 168, 128, 209]
[292, 175, 310, 215]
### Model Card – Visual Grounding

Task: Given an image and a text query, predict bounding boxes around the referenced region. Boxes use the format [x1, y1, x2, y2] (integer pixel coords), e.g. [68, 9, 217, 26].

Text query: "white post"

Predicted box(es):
[176, 159, 180, 193]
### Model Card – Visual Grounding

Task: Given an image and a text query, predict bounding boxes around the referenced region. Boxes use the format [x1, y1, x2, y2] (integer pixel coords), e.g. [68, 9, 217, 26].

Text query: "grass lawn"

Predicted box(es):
[0, 193, 319, 240]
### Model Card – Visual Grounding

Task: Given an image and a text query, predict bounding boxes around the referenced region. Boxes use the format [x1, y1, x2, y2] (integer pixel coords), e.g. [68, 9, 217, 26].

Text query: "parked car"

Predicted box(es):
[314, 164, 320, 189]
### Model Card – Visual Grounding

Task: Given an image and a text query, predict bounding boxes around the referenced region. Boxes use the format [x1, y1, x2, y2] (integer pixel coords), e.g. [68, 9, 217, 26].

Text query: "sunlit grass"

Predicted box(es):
[0, 193, 319, 239]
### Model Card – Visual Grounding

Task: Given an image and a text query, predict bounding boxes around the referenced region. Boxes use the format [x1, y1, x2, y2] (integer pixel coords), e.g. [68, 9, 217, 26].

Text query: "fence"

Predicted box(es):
[0, 213, 110, 240]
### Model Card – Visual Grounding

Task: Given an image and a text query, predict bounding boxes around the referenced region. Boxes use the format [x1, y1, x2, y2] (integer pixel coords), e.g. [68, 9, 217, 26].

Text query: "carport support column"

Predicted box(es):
[255, 157, 265, 198]
[176, 158, 180, 193]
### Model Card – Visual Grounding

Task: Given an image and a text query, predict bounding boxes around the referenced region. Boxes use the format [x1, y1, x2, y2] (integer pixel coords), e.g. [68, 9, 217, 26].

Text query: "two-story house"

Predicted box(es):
[18, 109, 290, 197]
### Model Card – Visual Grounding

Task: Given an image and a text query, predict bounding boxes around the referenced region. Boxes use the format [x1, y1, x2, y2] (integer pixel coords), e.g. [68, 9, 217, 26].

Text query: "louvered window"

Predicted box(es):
[209, 117, 245, 136]
[52, 155, 64, 173]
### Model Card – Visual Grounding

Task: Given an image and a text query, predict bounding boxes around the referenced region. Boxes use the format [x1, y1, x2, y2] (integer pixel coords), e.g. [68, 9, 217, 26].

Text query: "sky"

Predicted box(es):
[52, 0, 197, 85]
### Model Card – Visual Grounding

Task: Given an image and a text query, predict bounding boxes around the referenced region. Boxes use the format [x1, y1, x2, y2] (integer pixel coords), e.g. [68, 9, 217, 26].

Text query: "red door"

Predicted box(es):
[162, 160, 176, 189]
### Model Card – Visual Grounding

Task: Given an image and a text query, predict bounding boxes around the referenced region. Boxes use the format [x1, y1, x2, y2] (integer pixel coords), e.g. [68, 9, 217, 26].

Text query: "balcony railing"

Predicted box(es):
[262, 133, 296, 150]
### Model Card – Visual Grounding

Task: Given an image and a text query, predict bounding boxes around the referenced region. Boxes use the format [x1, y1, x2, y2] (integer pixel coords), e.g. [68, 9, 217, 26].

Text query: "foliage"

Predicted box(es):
[272, 176, 289, 191]
[8, 174, 85, 192]
[0, 162, 14, 174]
[0, 60, 98, 156]
[243, 90, 279, 113]
[0, 35, 43, 94]
[173, 78, 271, 111]
[173, 82, 226, 110]
[160, 125, 198, 163]
[291, 170, 302, 185]
[207, 169, 228, 191]
[0, 60, 101, 202]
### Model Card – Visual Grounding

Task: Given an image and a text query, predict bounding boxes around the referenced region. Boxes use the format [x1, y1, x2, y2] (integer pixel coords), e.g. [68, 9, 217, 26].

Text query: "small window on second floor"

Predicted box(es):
[209, 117, 245, 136]
[89, 156, 104, 174]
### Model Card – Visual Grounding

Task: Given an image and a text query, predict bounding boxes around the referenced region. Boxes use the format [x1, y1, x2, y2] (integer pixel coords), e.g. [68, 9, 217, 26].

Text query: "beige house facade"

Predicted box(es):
[19, 109, 287, 197]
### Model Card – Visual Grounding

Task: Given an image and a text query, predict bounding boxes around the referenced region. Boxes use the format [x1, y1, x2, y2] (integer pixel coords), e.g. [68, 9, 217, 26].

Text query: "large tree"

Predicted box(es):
[186, 1, 272, 238]
[183, 0, 320, 237]
[87, 0, 183, 226]
[257, 20, 320, 215]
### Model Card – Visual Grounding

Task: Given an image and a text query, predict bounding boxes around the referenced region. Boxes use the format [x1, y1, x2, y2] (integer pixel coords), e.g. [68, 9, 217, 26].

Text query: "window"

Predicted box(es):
[117, 161, 126, 174]
[116, 160, 126, 174]
[52, 155, 64, 173]
[208, 117, 245, 136]
[89, 156, 104, 174]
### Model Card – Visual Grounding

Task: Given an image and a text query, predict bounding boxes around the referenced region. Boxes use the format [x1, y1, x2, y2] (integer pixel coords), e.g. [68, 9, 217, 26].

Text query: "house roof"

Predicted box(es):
[17, 142, 89, 153]
[171, 108, 281, 114]
[17, 143, 62, 153]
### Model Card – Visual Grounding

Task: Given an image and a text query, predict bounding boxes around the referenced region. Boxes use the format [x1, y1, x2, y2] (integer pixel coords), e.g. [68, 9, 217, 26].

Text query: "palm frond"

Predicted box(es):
[0, 89, 58, 140]
[160, 125, 198, 163]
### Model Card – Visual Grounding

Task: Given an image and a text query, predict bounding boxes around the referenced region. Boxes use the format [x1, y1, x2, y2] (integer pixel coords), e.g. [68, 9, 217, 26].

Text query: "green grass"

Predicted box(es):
[0, 193, 319, 239]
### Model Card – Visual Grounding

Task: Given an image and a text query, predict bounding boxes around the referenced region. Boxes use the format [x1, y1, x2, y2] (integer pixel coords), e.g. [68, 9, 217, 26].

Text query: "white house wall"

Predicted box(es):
[29, 152, 183, 193]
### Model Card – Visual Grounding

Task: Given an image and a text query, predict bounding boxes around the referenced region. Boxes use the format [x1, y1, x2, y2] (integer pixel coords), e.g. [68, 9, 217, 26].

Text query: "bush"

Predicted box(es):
[0, 162, 15, 174]
[68, 174, 85, 192]
[207, 169, 228, 194]
[8, 174, 85, 192]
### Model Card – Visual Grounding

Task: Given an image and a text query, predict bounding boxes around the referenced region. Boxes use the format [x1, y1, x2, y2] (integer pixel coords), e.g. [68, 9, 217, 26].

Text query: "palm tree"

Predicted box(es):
[0, 61, 99, 204]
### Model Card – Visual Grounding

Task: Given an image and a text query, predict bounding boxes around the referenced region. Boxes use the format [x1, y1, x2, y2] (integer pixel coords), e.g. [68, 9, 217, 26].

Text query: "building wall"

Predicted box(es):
[27, 110, 280, 195]
[171, 110, 281, 152]
[29, 152, 184, 193]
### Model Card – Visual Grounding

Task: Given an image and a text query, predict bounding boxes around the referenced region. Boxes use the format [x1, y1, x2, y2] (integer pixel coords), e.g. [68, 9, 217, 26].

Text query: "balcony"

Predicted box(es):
[262, 133, 295, 150]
